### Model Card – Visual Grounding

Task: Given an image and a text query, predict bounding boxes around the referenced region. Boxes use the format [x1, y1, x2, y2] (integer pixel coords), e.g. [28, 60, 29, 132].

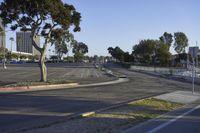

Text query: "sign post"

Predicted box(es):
[192, 58, 195, 94]
[189, 47, 199, 95]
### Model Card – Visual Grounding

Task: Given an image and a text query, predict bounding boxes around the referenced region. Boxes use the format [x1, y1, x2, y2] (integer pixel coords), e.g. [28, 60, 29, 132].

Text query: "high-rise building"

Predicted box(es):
[16, 31, 40, 55]
[0, 18, 6, 48]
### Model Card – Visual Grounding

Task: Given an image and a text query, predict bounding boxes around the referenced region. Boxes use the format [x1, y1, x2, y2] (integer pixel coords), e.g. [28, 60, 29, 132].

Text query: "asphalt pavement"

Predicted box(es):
[0, 63, 200, 133]
[124, 100, 200, 133]
[0, 63, 115, 86]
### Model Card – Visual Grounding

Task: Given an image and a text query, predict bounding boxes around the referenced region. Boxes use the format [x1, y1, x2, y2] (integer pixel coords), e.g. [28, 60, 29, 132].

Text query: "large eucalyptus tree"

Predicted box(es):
[0, 0, 81, 81]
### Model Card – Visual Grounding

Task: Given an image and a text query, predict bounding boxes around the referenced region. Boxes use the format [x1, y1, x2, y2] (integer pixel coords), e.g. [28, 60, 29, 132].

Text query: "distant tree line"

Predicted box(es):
[108, 32, 189, 67]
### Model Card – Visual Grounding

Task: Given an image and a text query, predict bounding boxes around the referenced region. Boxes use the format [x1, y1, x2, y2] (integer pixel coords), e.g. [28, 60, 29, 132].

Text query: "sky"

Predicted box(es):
[2, 0, 200, 56]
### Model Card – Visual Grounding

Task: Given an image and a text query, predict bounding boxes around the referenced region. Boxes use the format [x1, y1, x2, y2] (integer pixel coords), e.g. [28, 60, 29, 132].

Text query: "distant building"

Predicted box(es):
[16, 31, 40, 55]
[188, 46, 200, 66]
[0, 18, 6, 48]
[188, 46, 200, 58]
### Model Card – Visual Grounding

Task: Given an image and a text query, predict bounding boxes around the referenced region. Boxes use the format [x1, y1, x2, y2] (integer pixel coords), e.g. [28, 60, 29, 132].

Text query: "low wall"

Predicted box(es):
[130, 65, 186, 75]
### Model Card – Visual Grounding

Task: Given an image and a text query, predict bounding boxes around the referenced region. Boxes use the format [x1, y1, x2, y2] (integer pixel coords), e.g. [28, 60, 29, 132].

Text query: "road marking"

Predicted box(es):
[86, 69, 90, 77]
[147, 104, 200, 133]
[81, 73, 84, 78]
[95, 72, 99, 78]
[61, 71, 71, 77]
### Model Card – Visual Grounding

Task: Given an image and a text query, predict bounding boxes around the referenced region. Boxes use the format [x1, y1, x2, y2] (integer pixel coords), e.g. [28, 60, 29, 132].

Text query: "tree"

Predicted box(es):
[11, 53, 19, 60]
[0, 0, 81, 81]
[73, 42, 88, 54]
[156, 41, 171, 66]
[63, 56, 74, 63]
[72, 42, 88, 62]
[53, 31, 74, 61]
[123, 52, 134, 62]
[159, 32, 173, 50]
[107, 46, 125, 62]
[132, 39, 157, 65]
[173, 32, 188, 54]
[0, 46, 8, 60]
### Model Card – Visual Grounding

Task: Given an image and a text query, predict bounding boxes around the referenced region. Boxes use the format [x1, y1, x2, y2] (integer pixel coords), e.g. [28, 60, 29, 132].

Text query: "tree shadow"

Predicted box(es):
[0, 93, 111, 133]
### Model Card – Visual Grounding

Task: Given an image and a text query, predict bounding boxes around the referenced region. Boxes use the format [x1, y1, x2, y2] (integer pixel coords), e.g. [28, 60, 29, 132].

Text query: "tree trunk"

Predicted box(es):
[31, 31, 49, 82]
[39, 50, 47, 82]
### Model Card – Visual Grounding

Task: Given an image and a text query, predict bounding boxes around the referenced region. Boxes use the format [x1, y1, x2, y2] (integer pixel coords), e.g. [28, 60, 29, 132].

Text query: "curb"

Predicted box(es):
[0, 78, 129, 93]
[80, 92, 168, 118]
[0, 68, 129, 93]
[0, 83, 79, 93]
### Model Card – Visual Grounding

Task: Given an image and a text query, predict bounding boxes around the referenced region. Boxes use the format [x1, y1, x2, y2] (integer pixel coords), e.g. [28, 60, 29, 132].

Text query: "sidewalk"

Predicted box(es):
[124, 91, 200, 133]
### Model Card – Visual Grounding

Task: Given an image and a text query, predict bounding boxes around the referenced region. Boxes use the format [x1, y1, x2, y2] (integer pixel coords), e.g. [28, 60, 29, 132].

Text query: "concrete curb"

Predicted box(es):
[0, 83, 79, 93]
[0, 78, 129, 93]
[80, 92, 167, 118]
[14, 92, 166, 133]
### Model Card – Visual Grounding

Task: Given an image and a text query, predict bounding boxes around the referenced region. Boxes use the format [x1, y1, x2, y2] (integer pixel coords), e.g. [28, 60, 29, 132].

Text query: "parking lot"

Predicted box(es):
[0, 63, 115, 86]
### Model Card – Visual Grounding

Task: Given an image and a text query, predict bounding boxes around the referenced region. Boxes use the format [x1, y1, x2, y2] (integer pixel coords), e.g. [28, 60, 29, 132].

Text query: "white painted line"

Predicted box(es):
[80, 73, 84, 78]
[96, 73, 99, 78]
[48, 72, 56, 76]
[147, 104, 200, 133]
[61, 71, 71, 78]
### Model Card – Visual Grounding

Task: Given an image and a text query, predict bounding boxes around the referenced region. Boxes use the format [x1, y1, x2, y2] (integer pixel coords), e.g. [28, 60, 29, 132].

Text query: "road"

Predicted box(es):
[125, 100, 200, 133]
[0, 63, 199, 133]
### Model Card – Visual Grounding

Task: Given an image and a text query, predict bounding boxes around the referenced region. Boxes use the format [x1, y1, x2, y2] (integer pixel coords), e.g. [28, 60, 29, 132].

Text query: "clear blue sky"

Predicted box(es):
[3, 0, 200, 56]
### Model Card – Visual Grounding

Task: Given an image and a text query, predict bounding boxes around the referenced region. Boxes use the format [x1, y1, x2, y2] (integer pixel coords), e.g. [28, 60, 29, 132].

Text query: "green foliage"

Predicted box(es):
[63, 56, 74, 62]
[11, 53, 19, 59]
[0, 46, 8, 60]
[132, 39, 157, 65]
[159, 32, 173, 49]
[73, 42, 88, 54]
[108, 47, 134, 62]
[20, 55, 28, 59]
[156, 42, 171, 66]
[173, 32, 188, 54]
[109, 47, 124, 61]
[52, 31, 75, 60]
[72, 42, 88, 62]
[124, 52, 134, 62]
[0, 0, 81, 33]
[74, 52, 84, 62]
[132, 39, 171, 66]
